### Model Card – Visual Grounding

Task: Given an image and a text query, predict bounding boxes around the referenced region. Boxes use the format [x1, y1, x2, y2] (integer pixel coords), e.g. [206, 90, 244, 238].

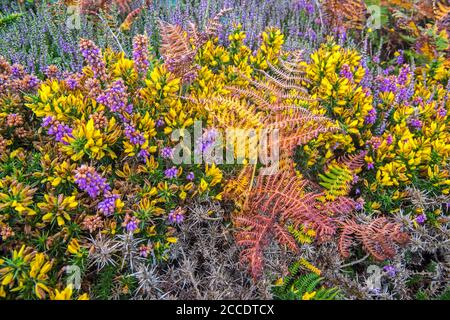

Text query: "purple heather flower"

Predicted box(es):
[124, 123, 145, 146]
[168, 209, 184, 224]
[186, 172, 195, 181]
[355, 202, 363, 211]
[132, 35, 150, 75]
[409, 118, 422, 130]
[138, 149, 150, 160]
[41, 116, 73, 144]
[437, 108, 447, 117]
[397, 65, 410, 86]
[74, 165, 111, 199]
[367, 162, 375, 170]
[97, 194, 120, 217]
[340, 64, 353, 81]
[378, 76, 397, 93]
[386, 135, 393, 145]
[294, 0, 315, 14]
[195, 129, 219, 155]
[396, 50, 404, 65]
[126, 220, 138, 233]
[415, 214, 427, 225]
[160, 147, 173, 159]
[365, 108, 377, 125]
[164, 167, 179, 179]
[97, 80, 130, 114]
[383, 265, 397, 277]
[156, 118, 165, 128]
[79, 38, 106, 80]
[23, 75, 39, 90]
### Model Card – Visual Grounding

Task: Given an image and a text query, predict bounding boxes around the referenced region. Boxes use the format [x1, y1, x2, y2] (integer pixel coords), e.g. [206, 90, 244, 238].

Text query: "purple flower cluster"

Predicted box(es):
[293, 0, 315, 14]
[79, 38, 106, 80]
[42, 116, 73, 144]
[383, 265, 397, 277]
[126, 219, 139, 233]
[164, 167, 179, 179]
[168, 208, 185, 224]
[437, 108, 447, 117]
[97, 80, 131, 114]
[339, 64, 353, 81]
[365, 108, 377, 125]
[415, 214, 427, 225]
[186, 172, 195, 181]
[132, 35, 150, 75]
[378, 76, 397, 93]
[386, 135, 393, 145]
[74, 165, 111, 199]
[409, 118, 422, 130]
[396, 50, 404, 65]
[195, 129, 219, 155]
[124, 123, 145, 146]
[97, 193, 120, 217]
[160, 147, 173, 159]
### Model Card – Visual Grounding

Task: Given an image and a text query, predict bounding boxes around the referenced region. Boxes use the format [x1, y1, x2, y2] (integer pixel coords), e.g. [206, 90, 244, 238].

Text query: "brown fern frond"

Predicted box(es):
[158, 20, 197, 78]
[336, 150, 368, 172]
[323, 0, 367, 30]
[204, 8, 233, 39]
[158, 8, 231, 79]
[338, 217, 409, 261]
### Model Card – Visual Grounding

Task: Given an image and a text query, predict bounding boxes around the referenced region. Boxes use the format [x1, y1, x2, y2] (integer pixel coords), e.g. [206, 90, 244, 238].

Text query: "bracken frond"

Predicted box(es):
[322, 0, 367, 31]
[338, 217, 410, 261]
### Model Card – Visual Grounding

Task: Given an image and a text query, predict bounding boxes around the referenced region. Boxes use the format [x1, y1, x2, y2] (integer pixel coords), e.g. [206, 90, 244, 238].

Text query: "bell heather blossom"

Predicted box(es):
[74, 165, 111, 199]
[168, 208, 185, 224]
[79, 38, 107, 80]
[133, 35, 150, 75]
[97, 193, 120, 217]
[124, 123, 145, 146]
[383, 265, 397, 277]
[41, 116, 73, 144]
[415, 214, 427, 225]
[386, 135, 393, 145]
[186, 172, 195, 181]
[409, 118, 422, 130]
[97, 80, 131, 114]
[339, 64, 353, 80]
[365, 108, 377, 124]
[164, 167, 179, 179]
[160, 147, 173, 159]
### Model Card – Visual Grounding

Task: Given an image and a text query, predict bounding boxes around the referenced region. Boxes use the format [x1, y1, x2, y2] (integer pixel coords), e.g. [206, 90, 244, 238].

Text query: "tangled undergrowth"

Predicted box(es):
[0, 0, 449, 300]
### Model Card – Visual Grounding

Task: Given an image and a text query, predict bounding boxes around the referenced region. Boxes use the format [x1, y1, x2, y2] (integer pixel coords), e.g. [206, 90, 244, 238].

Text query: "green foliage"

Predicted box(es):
[0, 13, 24, 29]
[319, 164, 353, 199]
[273, 262, 341, 300]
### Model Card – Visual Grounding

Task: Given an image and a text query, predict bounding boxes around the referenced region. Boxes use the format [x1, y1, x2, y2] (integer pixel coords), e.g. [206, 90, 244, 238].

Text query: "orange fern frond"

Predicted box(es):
[338, 217, 409, 261]
[336, 150, 368, 172]
[322, 0, 367, 30]
[159, 8, 231, 79]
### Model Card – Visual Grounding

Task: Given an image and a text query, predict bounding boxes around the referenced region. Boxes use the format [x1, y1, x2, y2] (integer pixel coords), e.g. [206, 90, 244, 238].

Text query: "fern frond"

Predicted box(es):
[322, 0, 367, 30]
[319, 164, 353, 199]
[338, 217, 410, 261]
[336, 150, 367, 172]
[299, 258, 321, 276]
[287, 224, 316, 245]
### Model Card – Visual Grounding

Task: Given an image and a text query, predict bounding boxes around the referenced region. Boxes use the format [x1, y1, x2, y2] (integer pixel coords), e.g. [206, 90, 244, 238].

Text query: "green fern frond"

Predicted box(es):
[273, 264, 342, 300]
[319, 164, 353, 199]
[288, 225, 316, 244]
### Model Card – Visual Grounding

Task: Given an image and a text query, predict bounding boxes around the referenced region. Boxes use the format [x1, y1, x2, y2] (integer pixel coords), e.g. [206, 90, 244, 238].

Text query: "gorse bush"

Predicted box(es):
[0, 0, 448, 300]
